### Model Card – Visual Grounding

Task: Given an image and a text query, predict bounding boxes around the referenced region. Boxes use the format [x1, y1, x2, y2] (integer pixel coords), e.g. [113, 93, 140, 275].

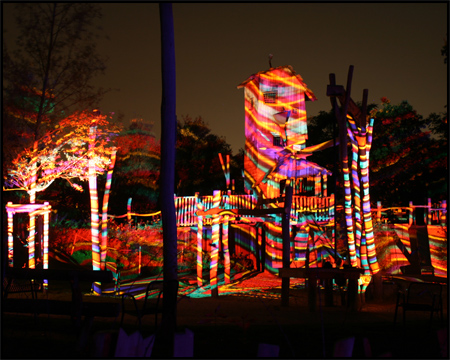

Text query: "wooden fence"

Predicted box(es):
[174, 193, 335, 227]
[374, 199, 447, 226]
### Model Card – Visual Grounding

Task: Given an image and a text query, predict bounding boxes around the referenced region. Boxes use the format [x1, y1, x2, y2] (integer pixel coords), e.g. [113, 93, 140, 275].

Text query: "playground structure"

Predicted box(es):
[6, 202, 51, 271]
[4, 65, 447, 297]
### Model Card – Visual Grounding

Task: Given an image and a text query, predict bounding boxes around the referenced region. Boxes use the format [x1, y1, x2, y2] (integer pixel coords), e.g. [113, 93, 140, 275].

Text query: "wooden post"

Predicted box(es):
[347, 277, 359, 312]
[210, 190, 221, 297]
[308, 272, 317, 312]
[7, 204, 14, 267]
[223, 215, 230, 284]
[155, 3, 177, 357]
[377, 201, 382, 223]
[281, 185, 293, 307]
[409, 201, 414, 226]
[440, 200, 447, 226]
[127, 198, 132, 225]
[196, 194, 203, 287]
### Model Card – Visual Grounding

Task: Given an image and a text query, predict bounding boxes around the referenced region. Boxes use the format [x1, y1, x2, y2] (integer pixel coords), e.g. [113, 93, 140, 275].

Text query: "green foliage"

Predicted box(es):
[307, 100, 447, 206]
[72, 250, 92, 265]
[370, 99, 447, 204]
[176, 115, 234, 195]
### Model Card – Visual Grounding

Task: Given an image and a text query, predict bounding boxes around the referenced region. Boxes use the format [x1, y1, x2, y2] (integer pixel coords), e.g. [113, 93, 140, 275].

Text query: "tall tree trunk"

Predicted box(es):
[101, 150, 117, 270]
[89, 122, 101, 294]
[27, 4, 56, 269]
[27, 141, 39, 269]
[155, 3, 177, 357]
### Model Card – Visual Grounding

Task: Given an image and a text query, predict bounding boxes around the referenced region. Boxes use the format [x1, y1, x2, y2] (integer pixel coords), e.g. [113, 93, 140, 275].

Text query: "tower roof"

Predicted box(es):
[237, 65, 317, 101]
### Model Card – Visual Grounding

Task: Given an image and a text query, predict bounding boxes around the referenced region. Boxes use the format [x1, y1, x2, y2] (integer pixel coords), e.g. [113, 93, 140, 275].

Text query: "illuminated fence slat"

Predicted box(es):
[8, 211, 14, 267]
[375, 199, 448, 226]
[196, 199, 203, 287]
[175, 193, 334, 227]
[223, 215, 231, 284]
[28, 210, 36, 269]
[210, 191, 221, 295]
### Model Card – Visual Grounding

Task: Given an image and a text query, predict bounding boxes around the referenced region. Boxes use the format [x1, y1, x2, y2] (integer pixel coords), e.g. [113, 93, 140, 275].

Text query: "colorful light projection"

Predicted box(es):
[238, 65, 335, 201]
[101, 150, 116, 270]
[196, 197, 204, 287]
[347, 114, 379, 275]
[89, 123, 101, 274]
[6, 202, 51, 284]
[327, 69, 382, 280]
[195, 191, 234, 290]
[210, 190, 221, 295]
[428, 225, 447, 277]
[218, 153, 231, 190]
[6, 110, 119, 292]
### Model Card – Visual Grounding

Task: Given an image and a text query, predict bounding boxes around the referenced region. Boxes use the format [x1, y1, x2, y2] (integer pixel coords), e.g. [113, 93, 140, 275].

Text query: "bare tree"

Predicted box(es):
[3, 3, 109, 184]
[3, 3, 109, 262]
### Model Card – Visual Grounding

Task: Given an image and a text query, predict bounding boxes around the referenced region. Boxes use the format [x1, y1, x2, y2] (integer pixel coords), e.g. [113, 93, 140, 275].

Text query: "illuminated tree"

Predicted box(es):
[5, 110, 120, 272]
[3, 3, 108, 264]
[112, 119, 161, 213]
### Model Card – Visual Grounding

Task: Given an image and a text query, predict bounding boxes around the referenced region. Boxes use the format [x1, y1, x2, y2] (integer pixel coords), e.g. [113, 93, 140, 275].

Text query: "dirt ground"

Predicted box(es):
[2, 270, 448, 359]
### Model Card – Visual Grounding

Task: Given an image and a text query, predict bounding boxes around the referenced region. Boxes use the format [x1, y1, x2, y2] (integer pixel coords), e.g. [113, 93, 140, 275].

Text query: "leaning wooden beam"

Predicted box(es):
[281, 185, 294, 307]
[223, 215, 231, 284]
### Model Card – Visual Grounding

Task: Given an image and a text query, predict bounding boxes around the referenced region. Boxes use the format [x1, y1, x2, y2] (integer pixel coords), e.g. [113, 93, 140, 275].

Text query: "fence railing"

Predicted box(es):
[110, 195, 446, 228]
[374, 199, 447, 226]
[174, 193, 335, 227]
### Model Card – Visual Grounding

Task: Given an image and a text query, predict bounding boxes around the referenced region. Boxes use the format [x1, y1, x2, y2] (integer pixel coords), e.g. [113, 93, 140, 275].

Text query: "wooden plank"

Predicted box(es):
[257, 196, 285, 205]
[3, 298, 120, 318]
[279, 267, 364, 280]
[281, 186, 293, 307]
[326, 84, 345, 96]
[197, 207, 286, 217]
[5, 268, 114, 283]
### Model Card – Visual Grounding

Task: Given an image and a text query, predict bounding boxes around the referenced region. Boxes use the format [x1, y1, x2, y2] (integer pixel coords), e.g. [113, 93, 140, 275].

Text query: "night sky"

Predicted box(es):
[3, 2, 448, 153]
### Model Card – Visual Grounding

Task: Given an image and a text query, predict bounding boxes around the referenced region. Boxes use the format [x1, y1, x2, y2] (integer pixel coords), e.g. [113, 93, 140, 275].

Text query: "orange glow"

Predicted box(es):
[6, 202, 51, 279]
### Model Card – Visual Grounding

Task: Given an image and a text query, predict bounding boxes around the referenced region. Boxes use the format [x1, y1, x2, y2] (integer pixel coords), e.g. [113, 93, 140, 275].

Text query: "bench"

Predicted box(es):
[120, 279, 179, 332]
[394, 281, 443, 326]
[2, 267, 120, 326]
[278, 267, 364, 311]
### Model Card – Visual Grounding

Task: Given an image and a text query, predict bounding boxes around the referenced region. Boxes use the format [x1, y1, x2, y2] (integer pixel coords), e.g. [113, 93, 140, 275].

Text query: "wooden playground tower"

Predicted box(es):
[176, 64, 447, 297]
[186, 64, 340, 296]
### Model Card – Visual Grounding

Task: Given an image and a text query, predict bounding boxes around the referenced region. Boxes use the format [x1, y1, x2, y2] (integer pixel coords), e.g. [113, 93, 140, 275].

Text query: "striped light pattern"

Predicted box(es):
[6, 203, 51, 278]
[223, 215, 231, 284]
[238, 66, 333, 200]
[219, 153, 231, 190]
[89, 125, 101, 274]
[7, 210, 13, 266]
[101, 150, 116, 270]
[347, 116, 379, 274]
[89, 124, 101, 295]
[196, 195, 204, 287]
[210, 190, 221, 293]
